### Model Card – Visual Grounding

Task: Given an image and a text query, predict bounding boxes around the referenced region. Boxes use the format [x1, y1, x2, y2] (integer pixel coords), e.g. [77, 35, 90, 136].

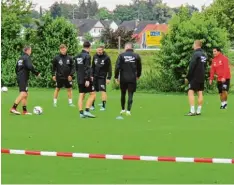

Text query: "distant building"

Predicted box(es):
[101, 20, 119, 31]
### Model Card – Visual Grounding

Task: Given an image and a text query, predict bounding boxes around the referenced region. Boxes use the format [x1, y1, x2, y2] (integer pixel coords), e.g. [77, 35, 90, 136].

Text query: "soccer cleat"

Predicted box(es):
[196, 113, 201, 116]
[69, 103, 75, 107]
[222, 104, 228, 109]
[100, 107, 106, 111]
[22, 111, 32, 115]
[126, 111, 131, 116]
[80, 114, 86, 118]
[185, 112, 196, 116]
[84, 111, 96, 118]
[10, 109, 21, 115]
[90, 106, 95, 111]
[53, 103, 57, 107]
[120, 110, 126, 115]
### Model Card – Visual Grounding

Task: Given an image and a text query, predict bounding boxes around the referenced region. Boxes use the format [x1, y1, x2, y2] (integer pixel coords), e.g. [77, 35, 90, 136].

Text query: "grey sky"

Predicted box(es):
[32, 0, 213, 11]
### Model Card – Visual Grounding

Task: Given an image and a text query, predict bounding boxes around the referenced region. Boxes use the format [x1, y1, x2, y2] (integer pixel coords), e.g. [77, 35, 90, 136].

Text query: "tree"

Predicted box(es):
[172, 4, 199, 16]
[50, 1, 62, 18]
[1, 0, 32, 86]
[84, 32, 94, 42]
[95, 7, 112, 20]
[24, 14, 80, 87]
[153, 2, 173, 23]
[101, 27, 135, 48]
[87, 0, 99, 17]
[113, 5, 137, 22]
[153, 7, 230, 92]
[204, 0, 234, 46]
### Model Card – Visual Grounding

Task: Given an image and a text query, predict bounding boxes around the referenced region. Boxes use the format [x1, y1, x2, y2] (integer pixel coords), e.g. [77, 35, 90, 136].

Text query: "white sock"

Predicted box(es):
[224, 101, 227, 105]
[221, 101, 225, 106]
[68, 99, 72, 104]
[54, 99, 57, 104]
[190, 106, 195, 113]
[197, 106, 202, 114]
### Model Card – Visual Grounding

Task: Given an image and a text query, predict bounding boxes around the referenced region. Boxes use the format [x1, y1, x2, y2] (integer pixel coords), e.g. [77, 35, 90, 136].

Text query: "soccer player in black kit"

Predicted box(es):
[10, 46, 40, 115]
[74, 41, 96, 118]
[91, 46, 112, 111]
[52, 44, 75, 107]
[115, 42, 142, 116]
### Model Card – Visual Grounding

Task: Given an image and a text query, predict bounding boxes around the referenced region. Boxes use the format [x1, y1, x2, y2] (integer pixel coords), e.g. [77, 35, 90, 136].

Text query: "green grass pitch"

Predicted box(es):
[1, 88, 234, 183]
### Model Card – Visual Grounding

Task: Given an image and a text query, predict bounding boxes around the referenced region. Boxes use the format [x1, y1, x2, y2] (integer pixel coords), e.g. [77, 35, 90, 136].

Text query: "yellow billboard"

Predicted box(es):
[145, 31, 162, 46]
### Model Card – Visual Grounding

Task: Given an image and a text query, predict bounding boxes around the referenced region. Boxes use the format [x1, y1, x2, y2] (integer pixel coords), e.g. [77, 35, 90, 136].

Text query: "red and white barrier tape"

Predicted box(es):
[2, 149, 234, 164]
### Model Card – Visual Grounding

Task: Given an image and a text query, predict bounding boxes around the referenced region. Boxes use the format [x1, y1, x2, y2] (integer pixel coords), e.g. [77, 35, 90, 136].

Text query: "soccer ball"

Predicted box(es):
[33, 106, 43, 115]
[1, 87, 8, 92]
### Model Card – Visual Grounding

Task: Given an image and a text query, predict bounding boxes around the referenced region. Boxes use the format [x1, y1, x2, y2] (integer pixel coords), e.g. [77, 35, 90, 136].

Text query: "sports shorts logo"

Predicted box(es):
[100, 85, 105, 89]
[222, 84, 227, 89]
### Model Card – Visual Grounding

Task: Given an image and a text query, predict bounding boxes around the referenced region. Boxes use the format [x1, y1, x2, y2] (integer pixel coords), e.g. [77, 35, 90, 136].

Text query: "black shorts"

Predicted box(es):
[94, 78, 106, 92]
[217, 79, 230, 94]
[188, 81, 204, 92]
[78, 82, 95, 94]
[120, 82, 137, 92]
[17, 79, 28, 92]
[56, 79, 72, 88]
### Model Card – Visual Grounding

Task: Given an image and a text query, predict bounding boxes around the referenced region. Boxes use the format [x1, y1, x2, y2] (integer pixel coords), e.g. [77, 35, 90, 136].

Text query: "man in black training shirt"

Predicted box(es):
[91, 46, 112, 111]
[74, 41, 96, 118]
[52, 44, 75, 107]
[185, 40, 207, 116]
[10, 46, 40, 115]
[115, 42, 142, 116]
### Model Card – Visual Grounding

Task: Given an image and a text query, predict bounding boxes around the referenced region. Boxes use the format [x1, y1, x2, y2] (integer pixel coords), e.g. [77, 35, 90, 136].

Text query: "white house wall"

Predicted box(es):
[89, 21, 104, 38]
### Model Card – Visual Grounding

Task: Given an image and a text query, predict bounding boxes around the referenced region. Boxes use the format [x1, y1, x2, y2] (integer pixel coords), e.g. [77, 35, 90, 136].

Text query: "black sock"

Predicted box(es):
[92, 100, 95, 107]
[121, 90, 126, 110]
[127, 91, 134, 111]
[85, 108, 89, 112]
[102, 101, 106, 108]
[12, 103, 18, 109]
[80, 110, 84, 114]
[23, 106, 27, 112]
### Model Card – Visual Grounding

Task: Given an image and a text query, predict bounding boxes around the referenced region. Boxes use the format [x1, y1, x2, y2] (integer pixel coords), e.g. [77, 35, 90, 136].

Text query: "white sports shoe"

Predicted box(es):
[126, 111, 131, 116]
[10, 109, 21, 115]
[120, 110, 126, 115]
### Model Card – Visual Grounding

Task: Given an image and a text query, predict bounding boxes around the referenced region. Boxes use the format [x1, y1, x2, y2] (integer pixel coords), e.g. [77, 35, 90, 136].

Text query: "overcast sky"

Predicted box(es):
[32, 0, 213, 11]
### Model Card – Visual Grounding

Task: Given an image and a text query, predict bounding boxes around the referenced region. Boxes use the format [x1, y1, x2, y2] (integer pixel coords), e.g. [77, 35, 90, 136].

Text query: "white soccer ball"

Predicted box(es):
[1, 87, 8, 92]
[33, 106, 43, 115]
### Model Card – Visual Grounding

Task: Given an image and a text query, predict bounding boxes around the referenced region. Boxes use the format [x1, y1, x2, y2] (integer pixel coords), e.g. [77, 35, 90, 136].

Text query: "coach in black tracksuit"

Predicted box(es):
[91, 46, 112, 110]
[52, 44, 75, 107]
[11, 46, 40, 115]
[74, 41, 96, 118]
[115, 43, 142, 115]
[185, 40, 207, 116]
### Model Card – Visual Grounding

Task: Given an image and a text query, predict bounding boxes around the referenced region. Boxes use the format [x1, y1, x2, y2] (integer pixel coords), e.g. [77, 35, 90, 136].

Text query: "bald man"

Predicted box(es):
[185, 40, 207, 116]
[114, 42, 142, 116]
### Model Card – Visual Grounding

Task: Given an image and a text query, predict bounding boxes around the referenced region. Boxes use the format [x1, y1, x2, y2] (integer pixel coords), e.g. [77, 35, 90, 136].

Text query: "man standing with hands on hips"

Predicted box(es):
[209, 47, 231, 109]
[52, 44, 75, 107]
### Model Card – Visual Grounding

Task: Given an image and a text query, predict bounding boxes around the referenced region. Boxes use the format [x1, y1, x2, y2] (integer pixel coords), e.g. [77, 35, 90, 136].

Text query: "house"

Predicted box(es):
[101, 20, 119, 31]
[135, 24, 168, 48]
[70, 19, 105, 42]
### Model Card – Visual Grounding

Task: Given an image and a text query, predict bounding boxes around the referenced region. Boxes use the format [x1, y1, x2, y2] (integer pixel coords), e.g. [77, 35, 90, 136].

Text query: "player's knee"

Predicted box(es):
[21, 92, 28, 98]
[56, 88, 60, 92]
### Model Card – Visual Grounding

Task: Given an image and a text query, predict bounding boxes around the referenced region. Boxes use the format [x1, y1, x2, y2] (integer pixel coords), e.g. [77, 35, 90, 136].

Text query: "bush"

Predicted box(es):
[153, 7, 230, 92]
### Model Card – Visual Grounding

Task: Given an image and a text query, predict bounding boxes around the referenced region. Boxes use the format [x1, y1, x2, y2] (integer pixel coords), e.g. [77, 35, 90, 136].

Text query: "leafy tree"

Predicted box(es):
[101, 27, 135, 48]
[95, 7, 112, 20]
[50, 1, 62, 18]
[204, 0, 234, 46]
[25, 14, 80, 87]
[113, 5, 137, 22]
[1, 0, 32, 86]
[153, 7, 230, 92]
[84, 32, 94, 42]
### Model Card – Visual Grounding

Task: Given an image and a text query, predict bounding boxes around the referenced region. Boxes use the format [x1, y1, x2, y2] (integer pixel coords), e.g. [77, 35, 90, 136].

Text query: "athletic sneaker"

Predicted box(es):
[90, 106, 95, 111]
[100, 107, 105, 111]
[220, 104, 228, 109]
[120, 110, 126, 115]
[185, 112, 196, 116]
[80, 114, 86, 118]
[10, 108, 21, 115]
[22, 111, 32, 115]
[69, 103, 75, 107]
[126, 111, 131, 116]
[84, 111, 96, 118]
